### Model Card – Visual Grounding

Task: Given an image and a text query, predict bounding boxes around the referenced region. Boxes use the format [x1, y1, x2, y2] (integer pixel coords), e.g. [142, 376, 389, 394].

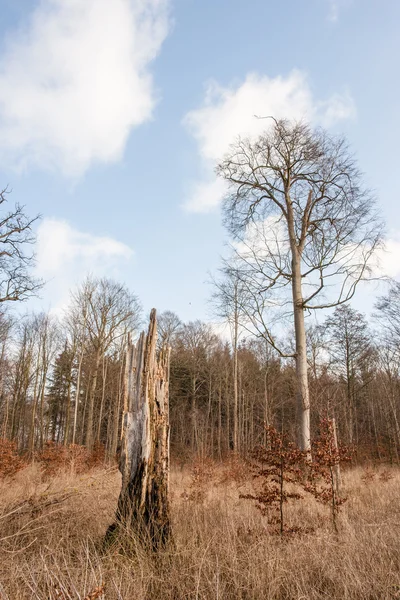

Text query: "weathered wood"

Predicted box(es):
[107, 309, 171, 549]
[331, 417, 342, 496]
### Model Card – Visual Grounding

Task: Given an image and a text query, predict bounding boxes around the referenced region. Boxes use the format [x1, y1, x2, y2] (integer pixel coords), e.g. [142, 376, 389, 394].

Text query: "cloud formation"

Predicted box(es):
[0, 0, 169, 176]
[325, 0, 351, 23]
[182, 71, 356, 213]
[36, 218, 134, 312]
[373, 236, 400, 279]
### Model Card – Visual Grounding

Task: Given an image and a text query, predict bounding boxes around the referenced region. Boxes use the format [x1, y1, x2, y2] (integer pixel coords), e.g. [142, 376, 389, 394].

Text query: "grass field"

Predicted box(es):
[0, 460, 399, 599]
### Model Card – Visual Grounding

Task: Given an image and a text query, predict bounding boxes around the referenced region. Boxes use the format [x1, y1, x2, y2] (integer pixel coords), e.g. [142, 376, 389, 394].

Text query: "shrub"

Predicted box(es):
[240, 426, 308, 535]
[0, 438, 25, 479]
[39, 442, 105, 476]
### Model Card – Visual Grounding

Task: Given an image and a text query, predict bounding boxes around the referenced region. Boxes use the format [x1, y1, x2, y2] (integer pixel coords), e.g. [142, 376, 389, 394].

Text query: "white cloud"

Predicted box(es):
[327, 0, 339, 22]
[182, 71, 356, 213]
[372, 236, 400, 279]
[184, 177, 229, 214]
[323, 0, 352, 23]
[325, 0, 344, 22]
[35, 218, 134, 313]
[0, 0, 169, 176]
[233, 216, 289, 260]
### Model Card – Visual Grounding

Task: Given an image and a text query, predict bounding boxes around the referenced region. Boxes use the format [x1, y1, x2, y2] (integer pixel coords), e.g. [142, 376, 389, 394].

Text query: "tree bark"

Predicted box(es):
[85, 347, 101, 451]
[107, 310, 171, 550]
[109, 352, 125, 461]
[72, 347, 84, 445]
[292, 250, 311, 457]
[96, 356, 108, 443]
[331, 417, 341, 496]
[233, 282, 239, 453]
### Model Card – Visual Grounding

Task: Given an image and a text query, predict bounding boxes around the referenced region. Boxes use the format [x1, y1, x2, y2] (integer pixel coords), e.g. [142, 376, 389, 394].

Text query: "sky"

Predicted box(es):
[0, 0, 399, 325]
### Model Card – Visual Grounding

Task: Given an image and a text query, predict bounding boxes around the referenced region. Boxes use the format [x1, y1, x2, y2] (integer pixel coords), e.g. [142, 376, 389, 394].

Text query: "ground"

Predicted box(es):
[0, 459, 399, 599]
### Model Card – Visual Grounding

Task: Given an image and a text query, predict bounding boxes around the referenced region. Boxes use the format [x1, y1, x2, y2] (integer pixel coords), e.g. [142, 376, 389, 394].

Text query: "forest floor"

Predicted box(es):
[0, 459, 399, 599]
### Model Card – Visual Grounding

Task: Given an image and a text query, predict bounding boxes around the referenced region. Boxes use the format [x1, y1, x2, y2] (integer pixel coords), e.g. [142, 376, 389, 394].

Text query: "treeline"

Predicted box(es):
[1, 275, 400, 463]
[0, 277, 140, 460]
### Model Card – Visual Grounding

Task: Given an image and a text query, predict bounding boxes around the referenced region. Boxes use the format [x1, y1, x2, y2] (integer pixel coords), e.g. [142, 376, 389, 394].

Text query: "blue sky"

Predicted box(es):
[0, 0, 399, 323]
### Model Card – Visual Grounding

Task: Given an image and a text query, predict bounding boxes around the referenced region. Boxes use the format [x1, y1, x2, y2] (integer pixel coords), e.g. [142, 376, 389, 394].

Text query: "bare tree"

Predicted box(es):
[210, 267, 245, 452]
[373, 284, 400, 452]
[0, 309, 13, 437]
[30, 313, 61, 452]
[68, 277, 142, 450]
[175, 321, 219, 454]
[0, 188, 42, 303]
[157, 310, 182, 349]
[218, 118, 383, 454]
[64, 293, 89, 445]
[375, 282, 400, 348]
[324, 305, 373, 445]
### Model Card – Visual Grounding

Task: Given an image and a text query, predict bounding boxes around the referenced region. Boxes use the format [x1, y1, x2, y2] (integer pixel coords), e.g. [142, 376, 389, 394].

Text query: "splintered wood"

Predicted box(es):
[110, 309, 171, 549]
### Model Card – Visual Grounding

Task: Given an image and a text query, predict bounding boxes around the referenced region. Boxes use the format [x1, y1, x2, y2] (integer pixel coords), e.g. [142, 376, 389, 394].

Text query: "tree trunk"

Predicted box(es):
[39, 363, 48, 451]
[85, 347, 102, 451]
[233, 282, 239, 453]
[28, 360, 40, 457]
[292, 251, 311, 457]
[63, 381, 72, 446]
[191, 375, 198, 453]
[109, 353, 125, 461]
[72, 347, 84, 445]
[107, 310, 171, 550]
[331, 417, 341, 496]
[96, 356, 108, 443]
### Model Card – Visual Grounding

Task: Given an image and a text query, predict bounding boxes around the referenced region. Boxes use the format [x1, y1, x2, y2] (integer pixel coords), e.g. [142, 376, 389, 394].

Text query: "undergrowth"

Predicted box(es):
[0, 457, 399, 599]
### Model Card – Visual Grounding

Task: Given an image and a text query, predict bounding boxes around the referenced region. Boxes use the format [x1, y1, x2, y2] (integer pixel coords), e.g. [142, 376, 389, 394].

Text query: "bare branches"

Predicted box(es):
[0, 188, 42, 304]
[217, 119, 383, 453]
[68, 276, 142, 355]
[374, 282, 400, 346]
[218, 118, 383, 330]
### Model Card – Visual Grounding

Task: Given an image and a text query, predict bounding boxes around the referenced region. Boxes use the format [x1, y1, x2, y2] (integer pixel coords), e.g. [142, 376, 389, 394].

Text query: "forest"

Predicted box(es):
[1, 119, 400, 600]
[1, 119, 397, 465]
[2, 283, 400, 466]
[1, 0, 400, 596]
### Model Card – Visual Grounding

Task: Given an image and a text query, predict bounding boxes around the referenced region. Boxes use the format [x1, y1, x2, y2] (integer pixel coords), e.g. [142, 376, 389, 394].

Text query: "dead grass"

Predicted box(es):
[0, 461, 400, 599]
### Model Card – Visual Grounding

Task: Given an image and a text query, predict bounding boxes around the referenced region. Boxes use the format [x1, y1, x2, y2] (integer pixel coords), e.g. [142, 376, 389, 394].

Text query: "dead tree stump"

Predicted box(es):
[106, 309, 171, 549]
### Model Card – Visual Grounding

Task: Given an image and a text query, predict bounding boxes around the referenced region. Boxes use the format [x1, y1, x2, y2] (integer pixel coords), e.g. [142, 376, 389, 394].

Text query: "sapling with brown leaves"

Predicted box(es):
[241, 426, 308, 535]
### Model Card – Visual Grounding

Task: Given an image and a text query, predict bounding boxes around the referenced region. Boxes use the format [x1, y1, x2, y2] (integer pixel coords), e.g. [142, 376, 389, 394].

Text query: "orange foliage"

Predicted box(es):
[0, 438, 26, 479]
[39, 441, 105, 476]
[240, 426, 308, 535]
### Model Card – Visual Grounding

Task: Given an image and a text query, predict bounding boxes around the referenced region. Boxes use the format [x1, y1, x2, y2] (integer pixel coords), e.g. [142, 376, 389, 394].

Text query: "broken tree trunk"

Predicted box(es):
[107, 309, 171, 549]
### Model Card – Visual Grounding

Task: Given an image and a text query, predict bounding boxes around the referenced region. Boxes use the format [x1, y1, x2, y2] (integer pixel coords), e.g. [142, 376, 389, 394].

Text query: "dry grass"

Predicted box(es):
[1, 461, 400, 599]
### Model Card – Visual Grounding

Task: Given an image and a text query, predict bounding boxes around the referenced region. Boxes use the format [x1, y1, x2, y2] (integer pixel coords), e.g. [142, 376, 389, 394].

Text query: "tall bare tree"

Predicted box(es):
[218, 118, 383, 454]
[211, 267, 245, 452]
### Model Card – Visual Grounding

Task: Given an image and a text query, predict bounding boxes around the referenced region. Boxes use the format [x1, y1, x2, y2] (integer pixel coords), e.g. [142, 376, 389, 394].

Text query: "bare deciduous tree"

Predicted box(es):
[0, 188, 42, 304]
[324, 305, 373, 445]
[375, 282, 400, 347]
[157, 310, 182, 350]
[68, 277, 142, 450]
[210, 267, 245, 452]
[218, 118, 383, 455]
